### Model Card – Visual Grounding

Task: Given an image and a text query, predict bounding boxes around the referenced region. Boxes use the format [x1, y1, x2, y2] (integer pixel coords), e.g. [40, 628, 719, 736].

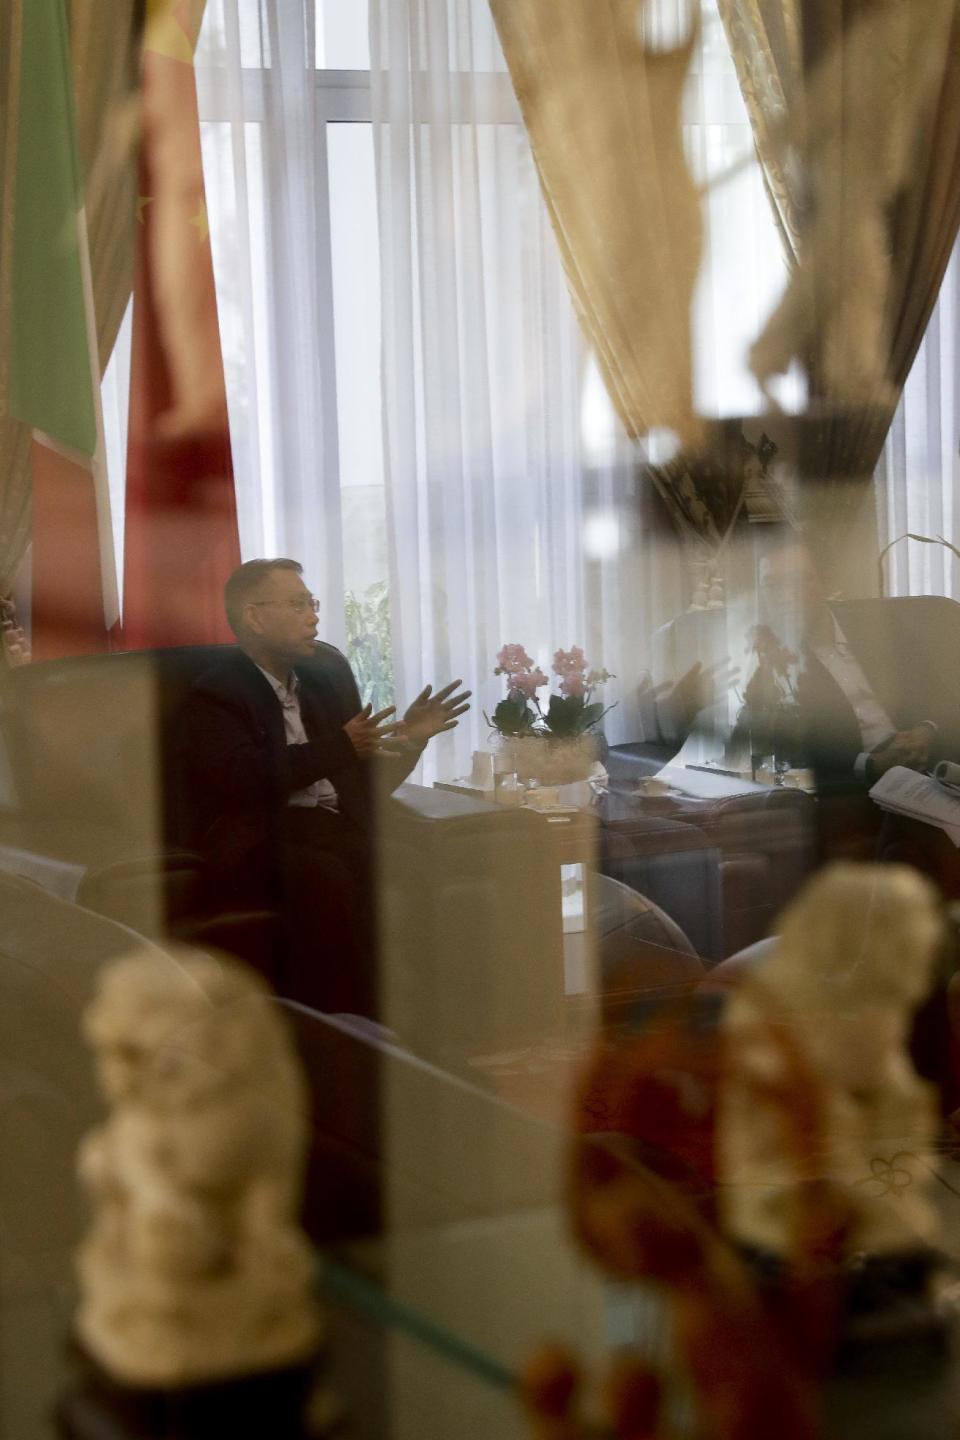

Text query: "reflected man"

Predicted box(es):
[754, 541, 936, 789]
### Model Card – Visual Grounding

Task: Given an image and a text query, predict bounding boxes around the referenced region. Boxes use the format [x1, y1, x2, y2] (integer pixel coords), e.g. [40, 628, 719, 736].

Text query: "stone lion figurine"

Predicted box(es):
[76, 949, 320, 1387]
[718, 862, 945, 1260]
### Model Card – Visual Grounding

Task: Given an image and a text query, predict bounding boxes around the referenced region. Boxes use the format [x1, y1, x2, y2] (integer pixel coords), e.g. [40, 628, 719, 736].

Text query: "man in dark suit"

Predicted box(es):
[756, 541, 936, 792]
[732, 538, 945, 867]
[178, 557, 470, 1015]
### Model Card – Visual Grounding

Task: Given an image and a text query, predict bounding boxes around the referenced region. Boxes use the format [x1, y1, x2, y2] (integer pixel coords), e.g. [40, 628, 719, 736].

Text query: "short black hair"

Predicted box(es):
[224, 558, 302, 637]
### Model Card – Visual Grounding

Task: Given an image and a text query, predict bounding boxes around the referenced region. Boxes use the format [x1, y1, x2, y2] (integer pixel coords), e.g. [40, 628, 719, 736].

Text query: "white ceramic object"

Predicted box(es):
[75, 951, 321, 1387]
[718, 863, 944, 1259]
[509, 735, 597, 787]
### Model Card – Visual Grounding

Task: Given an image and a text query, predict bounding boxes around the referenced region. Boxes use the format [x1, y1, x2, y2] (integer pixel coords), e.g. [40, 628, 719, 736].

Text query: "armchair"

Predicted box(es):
[0, 648, 568, 1063]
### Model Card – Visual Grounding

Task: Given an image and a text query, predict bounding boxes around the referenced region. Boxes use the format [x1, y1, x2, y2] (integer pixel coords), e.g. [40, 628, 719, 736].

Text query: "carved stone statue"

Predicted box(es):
[748, 0, 956, 408]
[718, 862, 945, 1260]
[75, 950, 321, 1389]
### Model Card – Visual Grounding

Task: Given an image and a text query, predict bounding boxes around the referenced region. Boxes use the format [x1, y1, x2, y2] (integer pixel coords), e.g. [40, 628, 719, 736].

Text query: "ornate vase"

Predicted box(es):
[509, 734, 598, 787]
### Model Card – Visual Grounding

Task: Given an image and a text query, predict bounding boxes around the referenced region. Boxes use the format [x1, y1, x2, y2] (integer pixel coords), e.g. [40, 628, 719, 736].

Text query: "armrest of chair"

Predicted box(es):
[587, 872, 705, 1028]
[597, 784, 816, 957]
[177, 909, 283, 987]
[595, 801, 724, 962]
[77, 850, 206, 936]
[79, 856, 285, 985]
[374, 784, 564, 1067]
[277, 1001, 565, 1245]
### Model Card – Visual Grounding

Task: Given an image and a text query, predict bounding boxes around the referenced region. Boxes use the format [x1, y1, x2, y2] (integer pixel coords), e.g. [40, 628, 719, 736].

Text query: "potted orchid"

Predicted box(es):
[485, 643, 614, 785]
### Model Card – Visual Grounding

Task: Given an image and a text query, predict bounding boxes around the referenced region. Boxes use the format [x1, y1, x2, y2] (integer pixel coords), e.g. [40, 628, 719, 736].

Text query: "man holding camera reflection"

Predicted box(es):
[751, 539, 937, 792]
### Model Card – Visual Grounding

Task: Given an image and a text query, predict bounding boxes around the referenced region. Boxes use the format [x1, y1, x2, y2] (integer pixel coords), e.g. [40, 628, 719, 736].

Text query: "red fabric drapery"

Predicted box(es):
[30, 440, 111, 661]
[122, 1, 239, 650]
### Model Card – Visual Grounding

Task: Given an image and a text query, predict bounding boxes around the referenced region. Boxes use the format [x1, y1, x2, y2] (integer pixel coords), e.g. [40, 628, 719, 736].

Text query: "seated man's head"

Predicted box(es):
[224, 558, 318, 672]
[758, 537, 830, 646]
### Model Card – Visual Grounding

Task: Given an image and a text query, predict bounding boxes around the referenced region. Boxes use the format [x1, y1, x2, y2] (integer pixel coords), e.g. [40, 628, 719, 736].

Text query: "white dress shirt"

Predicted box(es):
[808, 615, 897, 779]
[256, 666, 339, 811]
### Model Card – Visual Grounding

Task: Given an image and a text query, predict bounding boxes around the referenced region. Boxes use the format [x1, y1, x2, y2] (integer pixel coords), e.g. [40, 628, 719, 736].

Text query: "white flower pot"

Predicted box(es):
[508, 734, 597, 787]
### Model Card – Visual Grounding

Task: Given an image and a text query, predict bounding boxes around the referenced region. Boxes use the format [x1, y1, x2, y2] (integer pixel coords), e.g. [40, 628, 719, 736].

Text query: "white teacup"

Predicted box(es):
[470, 750, 496, 789]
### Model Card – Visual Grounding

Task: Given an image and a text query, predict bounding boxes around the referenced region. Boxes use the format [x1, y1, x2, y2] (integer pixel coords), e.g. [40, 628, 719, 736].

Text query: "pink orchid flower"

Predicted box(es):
[559, 673, 586, 698]
[552, 645, 588, 677]
[495, 642, 534, 675]
[509, 668, 549, 698]
[586, 667, 612, 687]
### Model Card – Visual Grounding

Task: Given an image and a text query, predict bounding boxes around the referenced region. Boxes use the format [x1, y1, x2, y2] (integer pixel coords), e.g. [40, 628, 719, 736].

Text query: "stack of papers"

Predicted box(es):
[869, 765, 960, 846]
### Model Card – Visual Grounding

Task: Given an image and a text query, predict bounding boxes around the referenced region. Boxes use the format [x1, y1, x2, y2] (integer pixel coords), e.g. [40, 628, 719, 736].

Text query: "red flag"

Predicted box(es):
[30, 440, 111, 661]
[12, 0, 119, 659]
[122, 0, 240, 649]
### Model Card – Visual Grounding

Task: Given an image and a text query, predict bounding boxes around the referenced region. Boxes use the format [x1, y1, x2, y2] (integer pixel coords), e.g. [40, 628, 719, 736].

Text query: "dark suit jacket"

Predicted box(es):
[790, 649, 877, 791]
[177, 644, 418, 878]
[733, 605, 923, 793]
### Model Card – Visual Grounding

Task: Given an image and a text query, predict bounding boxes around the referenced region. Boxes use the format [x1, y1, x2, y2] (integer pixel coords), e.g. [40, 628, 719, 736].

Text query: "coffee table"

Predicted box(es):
[434, 778, 725, 962]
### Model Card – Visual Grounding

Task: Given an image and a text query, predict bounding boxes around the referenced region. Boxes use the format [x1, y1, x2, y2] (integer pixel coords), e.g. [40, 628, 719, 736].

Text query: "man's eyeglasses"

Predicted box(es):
[250, 597, 320, 615]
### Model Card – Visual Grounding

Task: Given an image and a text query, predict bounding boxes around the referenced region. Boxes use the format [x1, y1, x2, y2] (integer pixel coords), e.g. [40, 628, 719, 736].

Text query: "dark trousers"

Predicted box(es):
[278, 806, 378, 1018]
[205, 805, 378, 1019]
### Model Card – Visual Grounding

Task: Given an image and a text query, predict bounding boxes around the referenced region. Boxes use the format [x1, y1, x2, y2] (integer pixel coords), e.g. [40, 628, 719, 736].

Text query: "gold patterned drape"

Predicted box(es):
[865, 0, 960, 443]
[0, 0, 143, 594]
[715, 0, 802, 266]
[799, 0, 960, 560]
[489, 0, 705, 451]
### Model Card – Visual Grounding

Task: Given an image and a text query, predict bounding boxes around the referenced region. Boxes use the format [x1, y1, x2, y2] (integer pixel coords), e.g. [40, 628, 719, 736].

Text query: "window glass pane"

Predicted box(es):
[449, 0, 508, 72]
[328, 121, 390, 699]
[201, 0, 507, 77]
[315, 0, 370, 69]
[200, 118, 279, 558]
[237, 0, 271, 67]
[196, 0, 271, 68]
[194, 0, 226, 67]
[328, 124, 384, 489]
[101, 300, 133, 603]
[195, 0, 270, 69]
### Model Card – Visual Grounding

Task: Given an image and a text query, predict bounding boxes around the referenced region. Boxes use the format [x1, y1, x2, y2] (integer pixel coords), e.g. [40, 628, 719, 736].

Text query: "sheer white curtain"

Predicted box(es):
[369, 0, 794, 781]
[191, 1, 346, 641]
[878, 236, 960, 599]
[369, 0, 642, 782]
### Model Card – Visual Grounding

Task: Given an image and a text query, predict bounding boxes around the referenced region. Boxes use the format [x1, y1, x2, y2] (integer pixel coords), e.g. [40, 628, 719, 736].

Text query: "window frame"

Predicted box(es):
[196, 67, 519, 509]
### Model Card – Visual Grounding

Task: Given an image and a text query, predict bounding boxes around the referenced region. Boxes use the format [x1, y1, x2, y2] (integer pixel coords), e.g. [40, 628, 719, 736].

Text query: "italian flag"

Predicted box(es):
[9, 0, 118, 659]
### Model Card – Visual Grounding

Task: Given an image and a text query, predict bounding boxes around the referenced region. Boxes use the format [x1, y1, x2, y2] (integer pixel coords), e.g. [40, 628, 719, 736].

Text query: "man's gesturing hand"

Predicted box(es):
[344, 704, 403, 757]
[870, 725, 935, 777]
[401, 680, 472, 747]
